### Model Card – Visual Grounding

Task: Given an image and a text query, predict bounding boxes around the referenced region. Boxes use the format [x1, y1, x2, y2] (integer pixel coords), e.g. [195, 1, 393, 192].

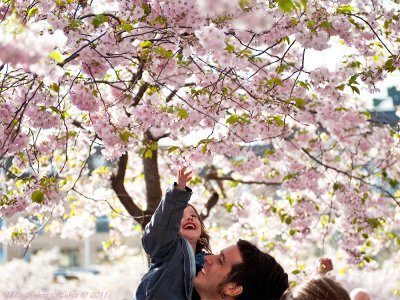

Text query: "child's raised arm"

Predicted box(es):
[141, 167, 193, 261]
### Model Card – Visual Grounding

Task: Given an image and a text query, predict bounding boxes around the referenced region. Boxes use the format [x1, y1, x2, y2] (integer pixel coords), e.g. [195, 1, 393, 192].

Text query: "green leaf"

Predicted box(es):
[301, 0, 307, 10]
[367, 218, 382, 228]
[297, 81, 311, 90]
[197, 138, 213, 146]
[92, 15, 109, 28]
[321, 21, 333, 29]
[350, 85, 360, 94]
[50, 50, 64, 63]
[336, 84, 345, 91]
[282, 172, 299, 182]
[239, 0, 251, 9]
[28, 7, 39, 17]
[122, 22, 133, 33]
[120, 131, 131, 142]
[292, 269, 301, 275]
[384, 58, 396, 72]
[278, 0, 296, 12]
[11, 229, 20, 239]
[267, 77, 283, 86]
[31, 190, 44, 204]
[140, 40, 153, 48]
[196, 139, 211, 154]
[350, 61, 362, 68]
[307, 20, 316, 29]
[285, 216, 292, 225]
[142, 3, 151, 15]
[144, 149, 153, 159]
[389, 178, 399, 189]
[155, 47, 174, 59]
[69, 19, 83, 30]
[360, 111, 371, 119]
[202, 144, 207, 154]
[177, 108, 188, 120]
[276, 64, 289, 74]
[290, 229, 297, 236]
[274, 115, 285, 127]
[155, 15, 166, 25]
[337, 4, 353, 14]
[50, 106, 62, 115]
[50, 83, 60, 93]
[167, 146, 180, 154]
[225, 202, 234, 212]
[264, 149, 275, 156]
[226, 115, 239, 125]
[295, 97, 307, 108]
[225, 43, 235, 53]
[348, 74, 359, 85]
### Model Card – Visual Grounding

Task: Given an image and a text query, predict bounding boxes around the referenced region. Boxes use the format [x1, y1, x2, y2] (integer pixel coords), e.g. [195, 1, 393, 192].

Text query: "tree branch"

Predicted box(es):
[200, 192, 219, 220]
[301, 147, 400, 207]
[205, 173, 280, 186]
[133, 82, 149, 106]
[110, 153, 148, 226]
[142, 130, 163, 214]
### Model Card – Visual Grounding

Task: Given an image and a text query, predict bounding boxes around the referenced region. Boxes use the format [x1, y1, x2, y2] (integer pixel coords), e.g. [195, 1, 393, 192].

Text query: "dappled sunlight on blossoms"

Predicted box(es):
[0, 0, 400, 293]
[61, 213, 95, 240]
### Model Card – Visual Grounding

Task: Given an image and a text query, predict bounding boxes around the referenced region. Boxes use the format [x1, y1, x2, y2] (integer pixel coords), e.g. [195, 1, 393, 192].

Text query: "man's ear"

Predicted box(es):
[223, 283, 243, 297]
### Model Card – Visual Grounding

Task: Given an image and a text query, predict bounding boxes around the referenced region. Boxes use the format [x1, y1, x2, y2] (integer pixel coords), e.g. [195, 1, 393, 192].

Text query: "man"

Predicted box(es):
[193, 239, 289, 300]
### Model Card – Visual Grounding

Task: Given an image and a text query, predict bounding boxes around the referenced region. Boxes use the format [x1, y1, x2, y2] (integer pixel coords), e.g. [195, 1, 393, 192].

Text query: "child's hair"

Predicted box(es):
[187, 204, 211, 254]
[280, 275, 350, 300]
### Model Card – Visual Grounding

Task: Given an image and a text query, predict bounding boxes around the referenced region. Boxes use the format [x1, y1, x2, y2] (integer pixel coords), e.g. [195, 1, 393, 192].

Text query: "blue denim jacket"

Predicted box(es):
[135, 184, 195, 300]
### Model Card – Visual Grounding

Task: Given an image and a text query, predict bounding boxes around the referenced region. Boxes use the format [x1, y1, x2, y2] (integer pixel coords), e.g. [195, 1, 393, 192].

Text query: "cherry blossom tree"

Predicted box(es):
[1, 0, 400, 280]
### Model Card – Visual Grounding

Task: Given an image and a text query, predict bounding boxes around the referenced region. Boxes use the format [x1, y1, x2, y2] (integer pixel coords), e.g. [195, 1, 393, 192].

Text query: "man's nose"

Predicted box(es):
[204, 255, 214, 266]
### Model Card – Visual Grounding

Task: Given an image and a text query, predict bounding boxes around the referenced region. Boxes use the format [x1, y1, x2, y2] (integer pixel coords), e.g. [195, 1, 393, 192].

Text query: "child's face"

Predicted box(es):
[179, 205, 202, 243]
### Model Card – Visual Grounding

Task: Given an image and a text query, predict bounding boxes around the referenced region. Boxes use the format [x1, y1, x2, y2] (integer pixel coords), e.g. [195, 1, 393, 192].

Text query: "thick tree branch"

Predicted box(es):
[110, 153, 148, 226]
[133, 82, 149, 106]
[142, 130, 163, 214]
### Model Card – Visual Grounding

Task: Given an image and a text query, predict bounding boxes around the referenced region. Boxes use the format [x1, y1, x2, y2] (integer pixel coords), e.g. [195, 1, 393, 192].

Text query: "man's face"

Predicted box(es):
[193, 244, 243, 299]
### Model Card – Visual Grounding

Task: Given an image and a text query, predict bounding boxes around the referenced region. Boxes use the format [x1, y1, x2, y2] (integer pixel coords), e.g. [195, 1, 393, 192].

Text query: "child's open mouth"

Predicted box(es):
[183, 222, 196, 230]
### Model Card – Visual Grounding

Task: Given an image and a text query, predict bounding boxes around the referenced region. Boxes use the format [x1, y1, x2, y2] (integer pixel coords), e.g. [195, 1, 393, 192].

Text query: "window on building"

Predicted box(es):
[95, 216, 109, 233]
[60, 249, 80, 267]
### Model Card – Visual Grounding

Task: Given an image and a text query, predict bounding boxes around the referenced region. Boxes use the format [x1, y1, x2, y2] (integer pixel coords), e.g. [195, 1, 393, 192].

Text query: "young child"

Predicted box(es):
[135, 167, 211, 300]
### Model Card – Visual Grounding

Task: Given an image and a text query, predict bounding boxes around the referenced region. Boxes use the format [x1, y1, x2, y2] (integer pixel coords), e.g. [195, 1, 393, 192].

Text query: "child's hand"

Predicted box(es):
[177, 166, 192, 190]
[319, 258, 333, 274]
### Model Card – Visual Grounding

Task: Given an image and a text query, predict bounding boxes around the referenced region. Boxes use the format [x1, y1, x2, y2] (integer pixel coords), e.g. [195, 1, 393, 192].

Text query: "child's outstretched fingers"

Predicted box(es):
[177, 167, 192, 190]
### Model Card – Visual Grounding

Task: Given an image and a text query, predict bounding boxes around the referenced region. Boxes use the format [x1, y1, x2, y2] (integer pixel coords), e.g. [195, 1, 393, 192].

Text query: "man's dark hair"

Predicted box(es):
[218, 239, 289, 300]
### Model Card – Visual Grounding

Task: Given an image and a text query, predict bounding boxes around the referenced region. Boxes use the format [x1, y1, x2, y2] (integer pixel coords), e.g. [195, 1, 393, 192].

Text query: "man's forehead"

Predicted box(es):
[221, 244, 242, 265]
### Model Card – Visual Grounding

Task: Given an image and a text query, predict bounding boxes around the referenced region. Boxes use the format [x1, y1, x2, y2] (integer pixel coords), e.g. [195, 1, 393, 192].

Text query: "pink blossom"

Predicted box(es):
[70, 83, 100, 112]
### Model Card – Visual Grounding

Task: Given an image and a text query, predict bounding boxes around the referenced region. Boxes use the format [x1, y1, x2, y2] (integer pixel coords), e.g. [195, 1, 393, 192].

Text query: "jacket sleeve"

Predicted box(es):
[142, 183, 192, 261]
